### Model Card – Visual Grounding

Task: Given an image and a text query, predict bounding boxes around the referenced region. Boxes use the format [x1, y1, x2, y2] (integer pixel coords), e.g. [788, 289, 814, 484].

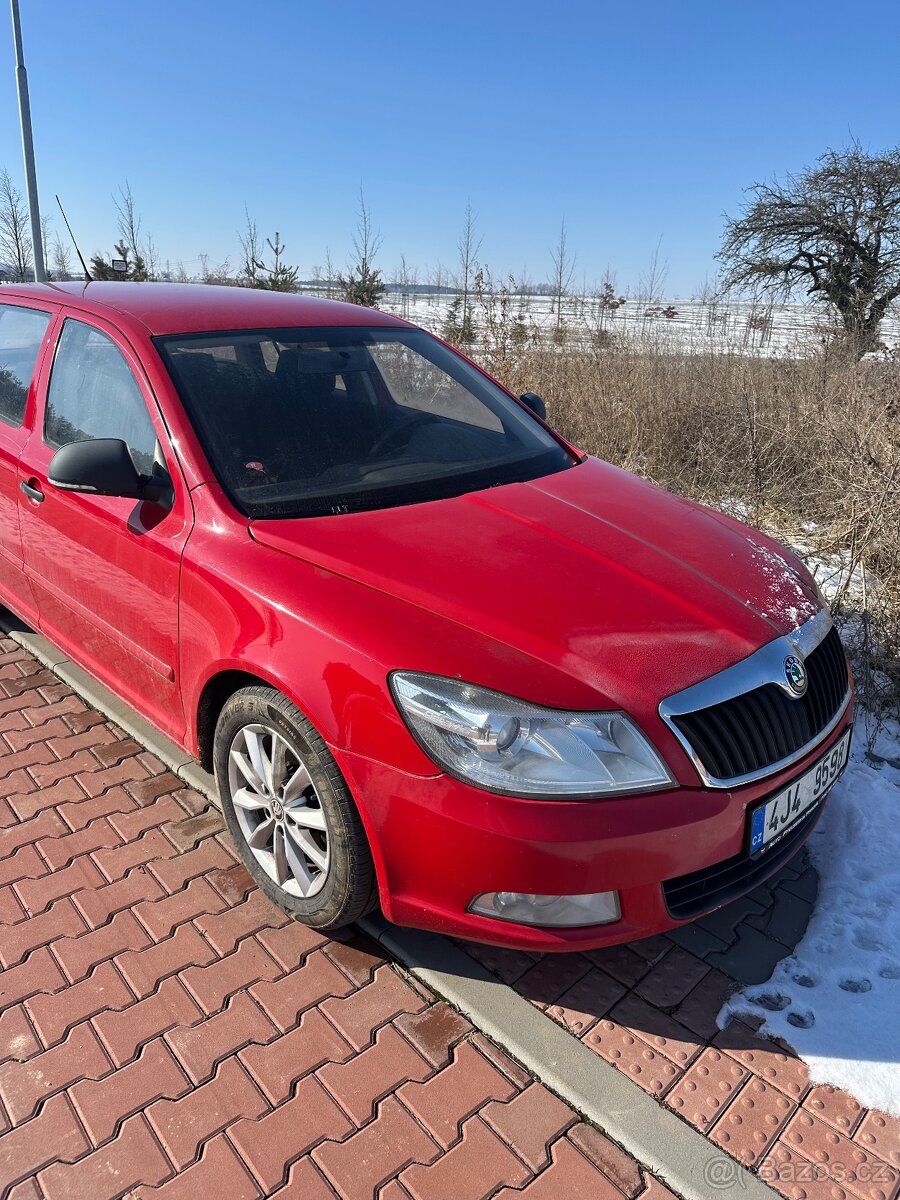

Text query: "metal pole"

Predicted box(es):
[10, 0, 45, 282]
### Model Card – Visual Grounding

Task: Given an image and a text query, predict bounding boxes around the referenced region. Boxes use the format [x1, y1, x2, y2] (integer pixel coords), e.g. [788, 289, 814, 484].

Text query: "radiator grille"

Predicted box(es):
[671, 627, 848, 782]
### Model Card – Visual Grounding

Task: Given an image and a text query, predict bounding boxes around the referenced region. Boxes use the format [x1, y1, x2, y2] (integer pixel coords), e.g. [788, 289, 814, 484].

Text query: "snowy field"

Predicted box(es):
[366, 290, 900, 357]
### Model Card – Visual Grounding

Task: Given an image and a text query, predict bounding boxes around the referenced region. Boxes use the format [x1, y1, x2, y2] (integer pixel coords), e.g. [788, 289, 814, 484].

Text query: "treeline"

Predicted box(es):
[0, 175, 619, 346]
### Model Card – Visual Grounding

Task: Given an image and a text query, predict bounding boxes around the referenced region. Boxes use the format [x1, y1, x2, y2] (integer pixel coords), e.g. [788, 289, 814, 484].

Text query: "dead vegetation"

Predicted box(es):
[464, 290, 900, 727]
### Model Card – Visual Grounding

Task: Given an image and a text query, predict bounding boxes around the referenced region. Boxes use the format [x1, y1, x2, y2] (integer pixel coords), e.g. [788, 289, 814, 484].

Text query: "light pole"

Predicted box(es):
[10, 0, 45, 282]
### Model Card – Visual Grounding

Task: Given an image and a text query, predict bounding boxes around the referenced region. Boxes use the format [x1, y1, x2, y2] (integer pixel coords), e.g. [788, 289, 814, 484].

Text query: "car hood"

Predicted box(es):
[249, 457, 820, 711]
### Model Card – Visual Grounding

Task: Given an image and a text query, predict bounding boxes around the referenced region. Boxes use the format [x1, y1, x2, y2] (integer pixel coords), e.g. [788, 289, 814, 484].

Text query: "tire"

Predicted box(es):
[214, 685, 378, 929]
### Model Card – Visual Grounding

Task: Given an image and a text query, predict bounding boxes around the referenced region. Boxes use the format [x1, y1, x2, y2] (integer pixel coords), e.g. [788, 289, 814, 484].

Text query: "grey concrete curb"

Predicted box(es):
[2, 608, 777, 1200]
[360, 921, 778, 1200]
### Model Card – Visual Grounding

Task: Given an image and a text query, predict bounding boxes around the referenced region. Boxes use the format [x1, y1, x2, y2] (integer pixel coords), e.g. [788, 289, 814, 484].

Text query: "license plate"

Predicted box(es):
[749, 726, 852, 856]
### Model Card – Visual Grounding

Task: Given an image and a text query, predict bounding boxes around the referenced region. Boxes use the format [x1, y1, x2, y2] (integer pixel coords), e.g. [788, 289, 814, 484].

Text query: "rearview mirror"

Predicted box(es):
[519, 392, 547, 420]
[49, 438, 171, 507]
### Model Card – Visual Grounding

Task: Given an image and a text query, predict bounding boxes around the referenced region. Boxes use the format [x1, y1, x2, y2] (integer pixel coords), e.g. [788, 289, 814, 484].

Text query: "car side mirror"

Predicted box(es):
[519, 392, 547, 420]
[49, 438, 171, 507]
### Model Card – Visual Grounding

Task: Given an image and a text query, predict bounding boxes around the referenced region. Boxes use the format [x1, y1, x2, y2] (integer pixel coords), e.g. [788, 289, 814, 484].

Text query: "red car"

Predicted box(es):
[0, 283, 853, 950]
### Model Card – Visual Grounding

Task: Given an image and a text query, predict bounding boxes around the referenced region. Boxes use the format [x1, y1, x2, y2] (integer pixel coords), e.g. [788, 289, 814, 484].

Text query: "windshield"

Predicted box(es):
[155, 326, 573, 518]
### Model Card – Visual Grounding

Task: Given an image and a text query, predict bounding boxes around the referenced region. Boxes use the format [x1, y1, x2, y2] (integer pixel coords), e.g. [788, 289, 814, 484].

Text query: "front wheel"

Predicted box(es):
[214, 686, 378, 929]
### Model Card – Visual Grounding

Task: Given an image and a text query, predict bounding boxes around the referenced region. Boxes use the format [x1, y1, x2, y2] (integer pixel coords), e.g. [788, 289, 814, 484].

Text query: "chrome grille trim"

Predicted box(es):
[659, 611, 851, 788]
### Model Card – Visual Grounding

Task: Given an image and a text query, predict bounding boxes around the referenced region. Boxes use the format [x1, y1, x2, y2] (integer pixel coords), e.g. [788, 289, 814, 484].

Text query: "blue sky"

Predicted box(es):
[2, 0, 899, 294]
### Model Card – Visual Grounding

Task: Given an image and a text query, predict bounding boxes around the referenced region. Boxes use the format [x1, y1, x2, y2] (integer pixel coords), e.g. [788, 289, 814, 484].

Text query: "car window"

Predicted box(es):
[0, 303, 52, 428]
[157, 325, 571, 518]
[367, 341, 502, 432]
[45, 319, 158, 474]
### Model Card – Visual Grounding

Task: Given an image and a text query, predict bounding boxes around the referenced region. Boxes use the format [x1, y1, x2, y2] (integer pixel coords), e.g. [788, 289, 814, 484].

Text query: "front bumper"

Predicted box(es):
[333, 710, 853, 951]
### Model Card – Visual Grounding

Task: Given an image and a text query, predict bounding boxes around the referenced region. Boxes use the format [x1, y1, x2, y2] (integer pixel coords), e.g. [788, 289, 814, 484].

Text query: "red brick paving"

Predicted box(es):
[0, 637, 673, 1200]
[464, 869, 900, 1199]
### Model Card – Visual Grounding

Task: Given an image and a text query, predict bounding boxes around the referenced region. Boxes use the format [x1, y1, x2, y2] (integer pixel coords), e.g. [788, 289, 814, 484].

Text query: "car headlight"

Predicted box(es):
[390, 672, 674, 798]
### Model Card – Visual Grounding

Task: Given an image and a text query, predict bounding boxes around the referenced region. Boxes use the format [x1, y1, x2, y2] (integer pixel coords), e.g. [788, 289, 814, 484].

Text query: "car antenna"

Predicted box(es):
[55, 195, 93, 282]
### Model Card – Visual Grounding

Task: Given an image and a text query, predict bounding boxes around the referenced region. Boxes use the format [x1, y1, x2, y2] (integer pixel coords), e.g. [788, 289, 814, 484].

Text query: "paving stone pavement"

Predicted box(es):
[463, 860, 900, 1200]
[0, 637, 680, 1200]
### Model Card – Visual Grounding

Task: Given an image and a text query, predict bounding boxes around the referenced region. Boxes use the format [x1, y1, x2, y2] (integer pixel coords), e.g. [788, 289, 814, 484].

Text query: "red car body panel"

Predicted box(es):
[17, 305, 192, 739]
[248, 459, 821, 770]
[0, 282, 851, 950]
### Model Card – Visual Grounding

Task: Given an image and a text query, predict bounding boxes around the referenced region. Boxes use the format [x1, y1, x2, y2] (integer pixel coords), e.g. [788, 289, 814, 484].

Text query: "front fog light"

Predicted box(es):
[469, 890, 621, 928]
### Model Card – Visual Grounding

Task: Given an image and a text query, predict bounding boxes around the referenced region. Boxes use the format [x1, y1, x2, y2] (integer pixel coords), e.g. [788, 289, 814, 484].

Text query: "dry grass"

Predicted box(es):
[466, 294, 900, 725]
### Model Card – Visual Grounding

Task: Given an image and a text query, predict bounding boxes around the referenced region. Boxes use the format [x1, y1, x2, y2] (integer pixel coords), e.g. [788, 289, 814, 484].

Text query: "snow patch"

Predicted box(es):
[744, 536, 814, 629]
[719, 717, 900, 1115]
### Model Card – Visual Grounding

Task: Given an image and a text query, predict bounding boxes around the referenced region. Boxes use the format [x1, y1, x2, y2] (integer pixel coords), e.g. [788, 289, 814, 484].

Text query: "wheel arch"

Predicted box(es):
[196, 668, 282, 773]
[197, 665, 388, 919]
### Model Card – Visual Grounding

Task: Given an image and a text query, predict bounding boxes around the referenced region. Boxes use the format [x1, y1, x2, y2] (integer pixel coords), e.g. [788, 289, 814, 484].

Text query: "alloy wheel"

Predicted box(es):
[227, 722, 330, 898]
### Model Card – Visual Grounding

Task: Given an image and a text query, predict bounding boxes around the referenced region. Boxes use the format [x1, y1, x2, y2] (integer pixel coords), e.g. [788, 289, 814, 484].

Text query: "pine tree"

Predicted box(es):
[90, 240, 148, 281]
[337, 189, 385, 308]
[338, 263, 385, 308]
[441, 295, 476, 347]
[261, 232, 298, 292]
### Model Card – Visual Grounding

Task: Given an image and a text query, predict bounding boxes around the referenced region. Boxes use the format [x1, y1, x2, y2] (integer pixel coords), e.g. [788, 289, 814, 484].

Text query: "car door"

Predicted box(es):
[0, 299, 58, 623]
[17, 311, 192, 742]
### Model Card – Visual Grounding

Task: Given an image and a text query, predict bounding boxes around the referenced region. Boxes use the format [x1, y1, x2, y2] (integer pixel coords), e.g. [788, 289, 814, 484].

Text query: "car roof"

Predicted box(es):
[0, 281, 408, 337]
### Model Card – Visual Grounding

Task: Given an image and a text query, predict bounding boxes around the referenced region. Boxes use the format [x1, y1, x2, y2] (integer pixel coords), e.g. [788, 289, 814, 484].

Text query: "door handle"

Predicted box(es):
[19, 480, 44, 504]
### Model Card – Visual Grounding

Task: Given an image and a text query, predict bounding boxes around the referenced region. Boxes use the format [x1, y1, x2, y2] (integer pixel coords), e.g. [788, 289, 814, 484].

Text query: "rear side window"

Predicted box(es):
[0, 303, 51, 427]
[45, 319, 158, 473]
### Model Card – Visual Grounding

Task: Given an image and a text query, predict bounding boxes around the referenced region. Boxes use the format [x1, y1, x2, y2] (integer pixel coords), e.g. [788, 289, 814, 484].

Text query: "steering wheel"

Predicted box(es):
[367, 411, 441, 459]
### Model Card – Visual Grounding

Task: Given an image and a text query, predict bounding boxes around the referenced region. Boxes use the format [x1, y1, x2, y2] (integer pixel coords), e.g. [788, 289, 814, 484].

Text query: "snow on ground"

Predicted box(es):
[713, 532, 900, 1115]
[719, 712, 900, 1115]
[367, 291, 900, 358]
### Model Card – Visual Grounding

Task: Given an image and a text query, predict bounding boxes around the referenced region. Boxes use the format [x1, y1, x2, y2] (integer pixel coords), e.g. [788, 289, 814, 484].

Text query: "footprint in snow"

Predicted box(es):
[787, 1009, 816, 1029]
[878, 962, 900, 980]
[791, 971, 818, 989]
[853, 931, 885, 952]
[838, 977, 872, 993]
[753, 991, 791, 1011]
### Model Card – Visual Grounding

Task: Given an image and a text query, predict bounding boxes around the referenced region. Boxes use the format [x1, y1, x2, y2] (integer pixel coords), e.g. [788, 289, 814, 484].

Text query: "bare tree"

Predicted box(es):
[238, 208, 265, 286]
[394, 254, 418, 318]
[338, 189, 384, 307]
[512, 267, 534, 297]
[638, 237, 669, 321]
[144, 234, 160, 281]
[323, 247, 336, 298]
[198, 254, 232, 285]
[51, 234, 73, 281]
[114, 182, 153, 280]
[456, 202, 482, 336]
[718, 143, 900, 358]
[427, 262, 449, 294]
[549, 219, 576, 340]
[0, 170, 33, 280]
